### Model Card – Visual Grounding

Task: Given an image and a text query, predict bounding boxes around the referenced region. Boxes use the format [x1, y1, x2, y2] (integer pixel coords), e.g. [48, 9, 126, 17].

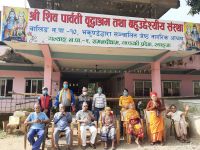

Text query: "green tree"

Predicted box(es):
[186, 0, 200, 15]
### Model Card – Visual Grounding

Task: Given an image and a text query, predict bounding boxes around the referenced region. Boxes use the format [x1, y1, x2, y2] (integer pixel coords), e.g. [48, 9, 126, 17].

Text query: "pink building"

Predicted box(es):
[0, 5, 200, 112]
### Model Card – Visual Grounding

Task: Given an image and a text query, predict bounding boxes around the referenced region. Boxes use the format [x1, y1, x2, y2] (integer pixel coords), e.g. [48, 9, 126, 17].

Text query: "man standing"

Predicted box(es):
[24, 103, 49, 150]
[76, 102, 97, 150]
[38, 86, 52, 118]
[53, 104, 72, 150]
[78, 87, 92, 111]
[54, 81, 76, 112]
[92, 87, 107, 122]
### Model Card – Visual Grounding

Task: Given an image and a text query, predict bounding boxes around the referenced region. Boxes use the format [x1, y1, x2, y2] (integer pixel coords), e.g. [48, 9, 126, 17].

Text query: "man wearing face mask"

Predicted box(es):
[78, 87, 92, 111]
[54, 81, 76, 112]
[92, 87, 107, 122]
[38, 87, 52, 118]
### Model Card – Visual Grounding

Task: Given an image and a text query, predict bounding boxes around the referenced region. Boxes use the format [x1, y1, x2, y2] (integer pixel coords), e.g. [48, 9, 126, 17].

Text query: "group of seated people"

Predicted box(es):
[24, 84, 190, 150]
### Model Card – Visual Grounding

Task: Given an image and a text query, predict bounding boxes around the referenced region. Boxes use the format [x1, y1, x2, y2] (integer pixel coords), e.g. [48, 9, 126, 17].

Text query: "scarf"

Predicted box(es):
[59, 88, 71, 103]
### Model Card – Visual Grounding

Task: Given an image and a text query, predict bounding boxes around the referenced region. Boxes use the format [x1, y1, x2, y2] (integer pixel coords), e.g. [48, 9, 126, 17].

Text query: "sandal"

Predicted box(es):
[184, 139, 190, 143]
[150, 142, 155, 145]
[179, 139, 185, 143]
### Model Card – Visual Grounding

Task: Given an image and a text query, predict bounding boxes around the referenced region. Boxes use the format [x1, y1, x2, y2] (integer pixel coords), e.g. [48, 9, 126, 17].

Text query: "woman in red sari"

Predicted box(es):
[146, 92, 165, 145]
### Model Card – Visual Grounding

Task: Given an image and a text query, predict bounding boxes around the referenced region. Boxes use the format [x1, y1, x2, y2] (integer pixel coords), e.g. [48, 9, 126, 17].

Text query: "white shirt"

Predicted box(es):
[92, 93, 106, 109]
[167, 110, 183, 122]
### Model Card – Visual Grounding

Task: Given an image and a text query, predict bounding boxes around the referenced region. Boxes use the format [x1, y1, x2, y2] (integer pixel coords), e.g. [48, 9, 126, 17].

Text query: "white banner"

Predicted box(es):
[2, 7, 191, 51]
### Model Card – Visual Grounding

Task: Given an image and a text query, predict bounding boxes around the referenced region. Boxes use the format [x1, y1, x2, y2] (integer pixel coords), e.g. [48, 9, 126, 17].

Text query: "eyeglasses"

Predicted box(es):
[83, 105, 88, 107]
[171, 107, 176, 109]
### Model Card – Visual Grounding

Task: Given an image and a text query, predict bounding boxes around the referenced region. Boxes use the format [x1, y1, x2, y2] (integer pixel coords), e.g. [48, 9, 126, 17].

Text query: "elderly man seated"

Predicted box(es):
[76, 102, 97, 150]
[24, 103, 49, 150]
[53, 104, 72, 150]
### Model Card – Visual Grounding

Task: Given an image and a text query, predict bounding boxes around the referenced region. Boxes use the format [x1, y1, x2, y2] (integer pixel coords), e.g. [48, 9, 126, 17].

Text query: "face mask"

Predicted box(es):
[63, 84, 68, 89]
[42, 90, 48, 95]
[123, 91, 128, 96]
[98, 89, 102, 94]
[83, 91, 87, 95]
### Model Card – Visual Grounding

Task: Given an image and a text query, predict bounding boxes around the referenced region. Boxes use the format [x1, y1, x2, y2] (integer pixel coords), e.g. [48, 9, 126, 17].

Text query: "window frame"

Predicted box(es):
[134, 80, 152, 97]
[193, 81, 200, 96]
[0, 78, 13, 98]
[25, 78, 44, 94]
[162, 80, 181, 97]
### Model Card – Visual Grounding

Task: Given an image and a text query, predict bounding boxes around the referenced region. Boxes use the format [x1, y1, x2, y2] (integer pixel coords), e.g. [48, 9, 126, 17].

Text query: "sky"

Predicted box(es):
[0, 0, 199, 23]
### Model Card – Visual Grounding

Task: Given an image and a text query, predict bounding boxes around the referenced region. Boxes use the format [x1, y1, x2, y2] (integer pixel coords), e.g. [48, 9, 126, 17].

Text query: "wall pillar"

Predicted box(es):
[40, 45, 53, 95]
[44, 57, 53, 95]
[151, 61, 161, 97]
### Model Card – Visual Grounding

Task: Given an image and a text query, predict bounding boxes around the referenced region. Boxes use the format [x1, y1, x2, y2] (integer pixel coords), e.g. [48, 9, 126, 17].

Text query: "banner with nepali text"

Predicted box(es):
[1, 6, 200, 51]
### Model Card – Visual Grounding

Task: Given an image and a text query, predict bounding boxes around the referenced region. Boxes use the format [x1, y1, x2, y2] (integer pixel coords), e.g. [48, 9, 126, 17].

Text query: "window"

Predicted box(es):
[162, 81, 180, 96]
[193, 81, 200, 96]
[25, 79, 44, 94]
[0, 79, 13, 97]
[134, 81, 152, 97]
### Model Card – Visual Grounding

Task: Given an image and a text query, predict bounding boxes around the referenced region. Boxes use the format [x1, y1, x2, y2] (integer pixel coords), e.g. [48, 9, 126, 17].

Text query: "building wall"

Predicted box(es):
[0, 70, 60, 96]
[125, 72, 200, 96]
[106, 74, 125, 97]
[0, 70, 199, 98]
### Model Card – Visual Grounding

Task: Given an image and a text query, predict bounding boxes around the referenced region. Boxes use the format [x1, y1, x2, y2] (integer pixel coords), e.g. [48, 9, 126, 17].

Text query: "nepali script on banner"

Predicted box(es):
[2, 6, 199, 51]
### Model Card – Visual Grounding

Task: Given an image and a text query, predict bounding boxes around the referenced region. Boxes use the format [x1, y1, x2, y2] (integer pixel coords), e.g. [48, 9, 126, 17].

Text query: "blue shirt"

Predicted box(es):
[54, 112, 72, 130]
[26, 112, 49, 130]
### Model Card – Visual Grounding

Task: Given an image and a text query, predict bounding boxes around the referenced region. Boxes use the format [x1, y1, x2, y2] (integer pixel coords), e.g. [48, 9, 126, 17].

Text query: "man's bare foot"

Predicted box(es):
[111, 147, 116, 150]
[54, 145, 61, 150]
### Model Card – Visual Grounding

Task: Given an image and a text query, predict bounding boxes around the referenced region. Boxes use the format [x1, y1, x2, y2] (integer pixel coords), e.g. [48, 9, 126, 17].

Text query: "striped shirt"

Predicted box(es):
[92, 93, 107, 109]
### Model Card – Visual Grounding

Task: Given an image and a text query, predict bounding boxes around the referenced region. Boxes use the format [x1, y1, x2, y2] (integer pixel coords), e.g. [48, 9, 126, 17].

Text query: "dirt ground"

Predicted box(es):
[0, 130, 200, 150]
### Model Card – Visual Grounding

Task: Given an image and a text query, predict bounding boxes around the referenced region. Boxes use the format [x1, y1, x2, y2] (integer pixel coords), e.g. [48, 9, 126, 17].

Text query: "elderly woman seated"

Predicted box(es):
[100, 107, 116, 150]
[123, 103, 144, 145]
